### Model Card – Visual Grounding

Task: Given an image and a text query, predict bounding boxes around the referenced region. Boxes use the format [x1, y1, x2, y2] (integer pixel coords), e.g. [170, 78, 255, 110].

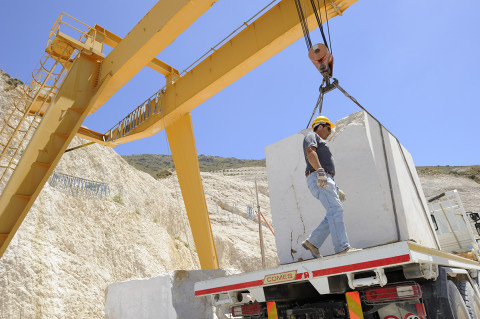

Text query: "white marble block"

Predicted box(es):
[104, 270, 227, 319]
[265, 111, 439, 264]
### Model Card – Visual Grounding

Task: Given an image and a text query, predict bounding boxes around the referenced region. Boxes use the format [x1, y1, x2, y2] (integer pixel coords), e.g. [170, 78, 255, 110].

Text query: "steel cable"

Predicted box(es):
[295, 0, 313, 50]
[309, 0, 329, 51]
[321, 0, 333, 54]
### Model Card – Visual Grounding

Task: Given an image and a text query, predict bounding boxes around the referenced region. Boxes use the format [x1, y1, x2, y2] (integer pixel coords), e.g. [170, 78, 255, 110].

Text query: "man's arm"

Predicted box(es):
[306, 146, 327, 188]
[306, 146, 322, 170]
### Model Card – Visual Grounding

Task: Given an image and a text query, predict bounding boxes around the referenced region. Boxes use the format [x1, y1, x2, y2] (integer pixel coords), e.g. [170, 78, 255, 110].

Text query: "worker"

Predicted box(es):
[301, 115, 360, 258]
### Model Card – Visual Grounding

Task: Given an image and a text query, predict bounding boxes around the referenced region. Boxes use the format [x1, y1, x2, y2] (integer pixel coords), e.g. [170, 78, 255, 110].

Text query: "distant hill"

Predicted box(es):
[417, 165, 480, 184]
[122, 154, 266, 179]
[122, 154, 480, 183]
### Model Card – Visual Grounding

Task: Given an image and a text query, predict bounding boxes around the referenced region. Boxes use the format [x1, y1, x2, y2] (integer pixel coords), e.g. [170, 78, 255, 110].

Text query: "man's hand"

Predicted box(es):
[338, 189, 346, 202]
[316, 168, 327, 188]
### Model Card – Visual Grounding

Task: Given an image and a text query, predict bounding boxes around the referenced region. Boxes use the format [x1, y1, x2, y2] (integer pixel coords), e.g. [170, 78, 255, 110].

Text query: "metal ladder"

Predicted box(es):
[0, 13, 93, 191]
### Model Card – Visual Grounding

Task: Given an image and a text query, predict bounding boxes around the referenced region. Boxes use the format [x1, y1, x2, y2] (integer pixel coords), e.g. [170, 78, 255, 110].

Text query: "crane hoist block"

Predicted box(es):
[308, 43, 333, 78]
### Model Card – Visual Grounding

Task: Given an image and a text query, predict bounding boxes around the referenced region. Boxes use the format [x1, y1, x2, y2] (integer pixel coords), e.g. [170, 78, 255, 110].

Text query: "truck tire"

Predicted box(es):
[447, 280, 470, 319]
[457, 280, 480, 319]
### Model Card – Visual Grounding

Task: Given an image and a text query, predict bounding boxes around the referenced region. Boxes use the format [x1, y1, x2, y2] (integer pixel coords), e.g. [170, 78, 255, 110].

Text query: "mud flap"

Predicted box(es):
[267, 301, 278, 319]
[346, 291, 364, 319]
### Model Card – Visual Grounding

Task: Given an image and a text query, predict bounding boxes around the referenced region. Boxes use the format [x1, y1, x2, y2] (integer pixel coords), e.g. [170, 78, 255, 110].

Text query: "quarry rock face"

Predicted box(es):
[265, 111, 440, 264]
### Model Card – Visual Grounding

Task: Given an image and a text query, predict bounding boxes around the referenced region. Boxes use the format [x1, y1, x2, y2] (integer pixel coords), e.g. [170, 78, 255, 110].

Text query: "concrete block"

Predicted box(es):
[265, 111, 439, 264]
[105, 269, 227, 319]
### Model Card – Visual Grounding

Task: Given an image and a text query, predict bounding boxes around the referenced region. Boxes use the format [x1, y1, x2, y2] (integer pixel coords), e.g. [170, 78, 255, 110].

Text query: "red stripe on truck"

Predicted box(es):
[312, 254, 411, 277]
[195, 254, 411, 296]
[195, 279, 264, 296]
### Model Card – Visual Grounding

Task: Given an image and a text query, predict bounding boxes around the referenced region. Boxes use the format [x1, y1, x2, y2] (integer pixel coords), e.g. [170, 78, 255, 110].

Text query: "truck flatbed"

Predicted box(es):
[195, 241, 480, 302]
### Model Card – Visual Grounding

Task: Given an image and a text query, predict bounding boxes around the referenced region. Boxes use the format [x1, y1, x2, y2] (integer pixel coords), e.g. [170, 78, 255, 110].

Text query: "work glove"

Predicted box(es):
[338, 189, 346, 202]
[316, 168, 327, 188]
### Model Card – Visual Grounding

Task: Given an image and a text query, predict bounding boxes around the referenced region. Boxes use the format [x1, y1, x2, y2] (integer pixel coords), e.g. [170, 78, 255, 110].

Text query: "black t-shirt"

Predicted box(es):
[303, 131, 335, 175]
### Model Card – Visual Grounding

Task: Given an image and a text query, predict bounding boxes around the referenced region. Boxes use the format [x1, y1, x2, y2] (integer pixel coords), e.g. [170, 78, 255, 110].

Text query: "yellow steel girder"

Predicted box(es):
[87, 0, 218, 115]
[93, 24, 179, 77]
[68, 0, 217, 145]
[165, 112, 218, 269]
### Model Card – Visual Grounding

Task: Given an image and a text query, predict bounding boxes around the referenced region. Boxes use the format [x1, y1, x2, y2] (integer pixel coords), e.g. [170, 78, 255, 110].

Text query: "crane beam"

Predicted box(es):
[87, 0, 217, 115]
[106, 0, 358, 144]
[93, 24, 179, 77]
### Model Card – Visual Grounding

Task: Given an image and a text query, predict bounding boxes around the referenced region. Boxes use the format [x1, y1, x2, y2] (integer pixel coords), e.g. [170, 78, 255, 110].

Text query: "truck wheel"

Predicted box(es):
[457, 280, 480, 319]
[447, 280, 470, 319]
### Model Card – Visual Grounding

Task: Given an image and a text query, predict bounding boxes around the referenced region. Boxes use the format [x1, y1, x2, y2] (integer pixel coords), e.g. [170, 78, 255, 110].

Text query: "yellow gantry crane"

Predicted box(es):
[0, 0, 357, 268]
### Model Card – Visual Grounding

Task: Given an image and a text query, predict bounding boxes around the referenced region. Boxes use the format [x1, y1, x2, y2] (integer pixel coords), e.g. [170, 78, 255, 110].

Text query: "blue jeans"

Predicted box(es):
[306, 172, 350, 253]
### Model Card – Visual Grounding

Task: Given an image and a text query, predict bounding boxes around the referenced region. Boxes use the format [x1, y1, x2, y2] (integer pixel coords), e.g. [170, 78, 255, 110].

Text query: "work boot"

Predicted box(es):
[337, 246, 362, 255]
[301, 240, 321, 258]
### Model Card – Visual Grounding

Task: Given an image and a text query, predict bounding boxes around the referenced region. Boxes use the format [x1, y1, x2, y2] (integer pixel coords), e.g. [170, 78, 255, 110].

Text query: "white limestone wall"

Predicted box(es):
[104, 270, 227, 319]
[265, 111, 439, 264]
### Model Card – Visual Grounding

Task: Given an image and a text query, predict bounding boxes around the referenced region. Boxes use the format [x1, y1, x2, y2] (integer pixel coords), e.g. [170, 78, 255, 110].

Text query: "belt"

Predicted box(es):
[305, 168, 335, 178]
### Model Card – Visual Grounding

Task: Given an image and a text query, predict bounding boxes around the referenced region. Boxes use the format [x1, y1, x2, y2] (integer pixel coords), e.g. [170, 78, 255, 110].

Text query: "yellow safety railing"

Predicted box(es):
[0, 13, 96, 191]
[47, 12, 97, 54]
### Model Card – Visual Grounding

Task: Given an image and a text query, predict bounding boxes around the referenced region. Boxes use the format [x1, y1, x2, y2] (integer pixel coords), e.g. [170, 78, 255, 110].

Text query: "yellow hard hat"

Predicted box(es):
[311, 116, 335, 130]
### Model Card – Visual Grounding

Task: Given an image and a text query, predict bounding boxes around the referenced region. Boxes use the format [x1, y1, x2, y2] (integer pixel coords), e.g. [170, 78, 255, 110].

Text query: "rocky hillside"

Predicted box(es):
[0, 70, 478, 318]
[418, 165, 480, 189]
[420, 174, 480, 213]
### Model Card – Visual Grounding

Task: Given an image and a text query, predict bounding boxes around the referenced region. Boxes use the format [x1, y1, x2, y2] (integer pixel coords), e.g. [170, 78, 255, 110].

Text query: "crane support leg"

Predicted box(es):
[0, 54, 100, 259]
[166, 112, 219, 269]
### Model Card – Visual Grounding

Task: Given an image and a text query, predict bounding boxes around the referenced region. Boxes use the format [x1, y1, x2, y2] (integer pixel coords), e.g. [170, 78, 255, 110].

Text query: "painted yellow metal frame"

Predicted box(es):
[88, 0, 358, 145]
[0, 0, 358, 269]
[166, 112, 218, 268]
[93, 25, 179, 77]
[87, 0, 218, 115]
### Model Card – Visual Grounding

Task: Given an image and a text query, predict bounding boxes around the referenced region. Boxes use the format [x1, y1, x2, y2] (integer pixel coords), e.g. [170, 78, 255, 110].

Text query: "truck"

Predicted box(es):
[194, 190, 480, 319]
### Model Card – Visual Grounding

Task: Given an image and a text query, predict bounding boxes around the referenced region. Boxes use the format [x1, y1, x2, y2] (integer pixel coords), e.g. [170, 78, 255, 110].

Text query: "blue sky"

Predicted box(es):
[1, 0, 479, 166]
